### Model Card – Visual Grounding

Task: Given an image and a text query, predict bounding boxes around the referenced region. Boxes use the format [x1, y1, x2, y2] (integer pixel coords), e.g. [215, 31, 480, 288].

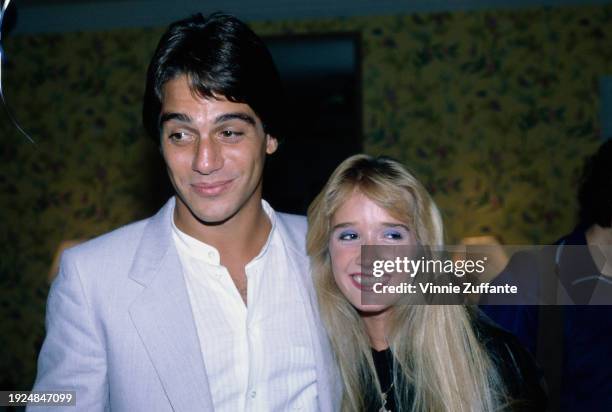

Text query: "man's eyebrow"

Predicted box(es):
[215, 112, 256, 126]
[159, 112, 192, 127]
[158, 112, 256, 128]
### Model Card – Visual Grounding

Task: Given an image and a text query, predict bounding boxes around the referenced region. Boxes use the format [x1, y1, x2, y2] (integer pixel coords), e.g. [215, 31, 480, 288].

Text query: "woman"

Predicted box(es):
[307, 154, 545, 411]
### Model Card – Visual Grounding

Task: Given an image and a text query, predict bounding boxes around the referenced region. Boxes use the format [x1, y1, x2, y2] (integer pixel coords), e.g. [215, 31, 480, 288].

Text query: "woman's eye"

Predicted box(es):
[338, 231, 358, 241]
[383, 230, 404, 240]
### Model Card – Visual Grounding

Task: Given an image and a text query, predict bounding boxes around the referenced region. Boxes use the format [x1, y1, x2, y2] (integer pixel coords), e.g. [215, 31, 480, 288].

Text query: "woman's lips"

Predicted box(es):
[191, 179, 234, 197]
[349, 272, 391, 291]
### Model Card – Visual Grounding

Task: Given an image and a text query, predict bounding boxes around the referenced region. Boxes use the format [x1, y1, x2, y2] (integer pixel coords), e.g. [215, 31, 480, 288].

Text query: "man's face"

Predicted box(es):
[160, 75, 278, 226]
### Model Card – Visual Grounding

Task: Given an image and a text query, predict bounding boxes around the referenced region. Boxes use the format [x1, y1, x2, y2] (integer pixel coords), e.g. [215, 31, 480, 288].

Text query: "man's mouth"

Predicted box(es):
[191, 179, 235, 196]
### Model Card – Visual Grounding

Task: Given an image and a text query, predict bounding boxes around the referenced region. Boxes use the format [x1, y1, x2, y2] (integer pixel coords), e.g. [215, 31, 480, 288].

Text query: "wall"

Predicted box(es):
[1, 4, 610, 389]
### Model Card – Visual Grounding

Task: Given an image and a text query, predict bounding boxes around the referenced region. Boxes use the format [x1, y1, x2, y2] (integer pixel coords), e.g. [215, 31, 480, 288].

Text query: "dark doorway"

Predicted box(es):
[263, 33, 363, 215]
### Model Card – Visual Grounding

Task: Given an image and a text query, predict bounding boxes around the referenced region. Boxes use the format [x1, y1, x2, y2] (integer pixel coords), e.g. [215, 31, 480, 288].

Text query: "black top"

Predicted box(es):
[475, 318, 547, 411]
[367, 317, 547, 412]
[371, 347, 397, 412]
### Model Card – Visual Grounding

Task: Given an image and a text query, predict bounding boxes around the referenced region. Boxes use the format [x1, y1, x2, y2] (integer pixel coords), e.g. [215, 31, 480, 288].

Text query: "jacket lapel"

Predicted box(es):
[128, 198, 214, 411]
[277, 215, 342, 411]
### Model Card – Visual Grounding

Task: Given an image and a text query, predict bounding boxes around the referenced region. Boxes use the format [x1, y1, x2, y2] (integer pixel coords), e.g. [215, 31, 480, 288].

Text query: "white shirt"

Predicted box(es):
[171, 200, 318, 412]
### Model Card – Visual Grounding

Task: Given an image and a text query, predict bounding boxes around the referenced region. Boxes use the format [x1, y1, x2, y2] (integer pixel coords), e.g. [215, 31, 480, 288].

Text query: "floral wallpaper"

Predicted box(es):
[1, 4, 610, 389]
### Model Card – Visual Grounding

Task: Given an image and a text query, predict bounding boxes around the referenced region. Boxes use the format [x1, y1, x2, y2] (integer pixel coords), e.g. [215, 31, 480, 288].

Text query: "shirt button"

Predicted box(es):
[249, 390, 257, 399]
[208, 251, 215, 259]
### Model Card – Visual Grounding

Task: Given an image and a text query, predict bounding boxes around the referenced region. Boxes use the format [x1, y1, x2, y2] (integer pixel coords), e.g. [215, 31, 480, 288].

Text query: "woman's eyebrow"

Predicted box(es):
[331, 222, 355, 230]
[381, 222, 410, 231]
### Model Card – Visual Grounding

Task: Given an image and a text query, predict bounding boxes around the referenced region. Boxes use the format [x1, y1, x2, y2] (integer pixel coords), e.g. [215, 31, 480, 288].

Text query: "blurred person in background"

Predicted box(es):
[482, 139, 612, 411]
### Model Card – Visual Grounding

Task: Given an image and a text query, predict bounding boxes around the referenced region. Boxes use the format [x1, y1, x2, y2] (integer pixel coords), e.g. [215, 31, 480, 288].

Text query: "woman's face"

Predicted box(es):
[329, 189, 417, 314]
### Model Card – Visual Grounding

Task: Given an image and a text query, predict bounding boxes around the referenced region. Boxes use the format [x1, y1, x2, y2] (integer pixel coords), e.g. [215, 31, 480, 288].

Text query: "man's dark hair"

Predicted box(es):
[577, 139, 612, 228]
[143, 12, 285, 142]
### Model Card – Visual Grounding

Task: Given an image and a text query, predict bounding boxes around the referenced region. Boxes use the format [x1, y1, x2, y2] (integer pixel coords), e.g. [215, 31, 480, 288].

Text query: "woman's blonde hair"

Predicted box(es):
[307, 154, 507, 411]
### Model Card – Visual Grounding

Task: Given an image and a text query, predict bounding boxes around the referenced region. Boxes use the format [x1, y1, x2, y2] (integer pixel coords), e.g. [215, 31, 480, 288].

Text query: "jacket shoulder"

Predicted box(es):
[64, 217, 149, 263]
[58, 215, 159, 292]
[276, 212, 307, 253]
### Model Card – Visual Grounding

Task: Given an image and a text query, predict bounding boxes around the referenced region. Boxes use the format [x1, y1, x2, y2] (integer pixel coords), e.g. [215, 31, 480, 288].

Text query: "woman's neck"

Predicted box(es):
[361, 309, 392, 351]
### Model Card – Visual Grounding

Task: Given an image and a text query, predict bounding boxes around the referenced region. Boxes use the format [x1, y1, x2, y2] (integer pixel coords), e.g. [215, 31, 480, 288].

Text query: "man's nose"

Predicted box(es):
[193, 137, 223, 175]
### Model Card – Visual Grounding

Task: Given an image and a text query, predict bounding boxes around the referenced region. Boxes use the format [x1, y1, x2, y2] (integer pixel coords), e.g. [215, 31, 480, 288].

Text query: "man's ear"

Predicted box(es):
[266, 135, 278, 155]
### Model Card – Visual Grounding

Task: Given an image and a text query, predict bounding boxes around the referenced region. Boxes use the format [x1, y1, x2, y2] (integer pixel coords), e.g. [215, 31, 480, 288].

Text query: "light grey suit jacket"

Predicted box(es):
[31, 198, 341, 411]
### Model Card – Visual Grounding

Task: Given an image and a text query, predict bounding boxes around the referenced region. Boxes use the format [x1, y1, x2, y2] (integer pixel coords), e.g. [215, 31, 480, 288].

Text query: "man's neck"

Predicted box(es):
[585, 223, 612, 277]
[173, 196, 272, 263]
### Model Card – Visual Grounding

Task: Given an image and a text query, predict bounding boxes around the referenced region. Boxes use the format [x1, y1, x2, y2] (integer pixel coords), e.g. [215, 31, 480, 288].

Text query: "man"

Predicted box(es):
[481, 140, 612, 411]
[31, 13, 340, 411]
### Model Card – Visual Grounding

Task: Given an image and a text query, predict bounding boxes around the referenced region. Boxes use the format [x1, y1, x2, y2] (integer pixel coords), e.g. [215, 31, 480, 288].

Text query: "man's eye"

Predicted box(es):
[220, 130, 243, 139]
[169, 132, 187, 142]
[339, 231, 358, 241]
